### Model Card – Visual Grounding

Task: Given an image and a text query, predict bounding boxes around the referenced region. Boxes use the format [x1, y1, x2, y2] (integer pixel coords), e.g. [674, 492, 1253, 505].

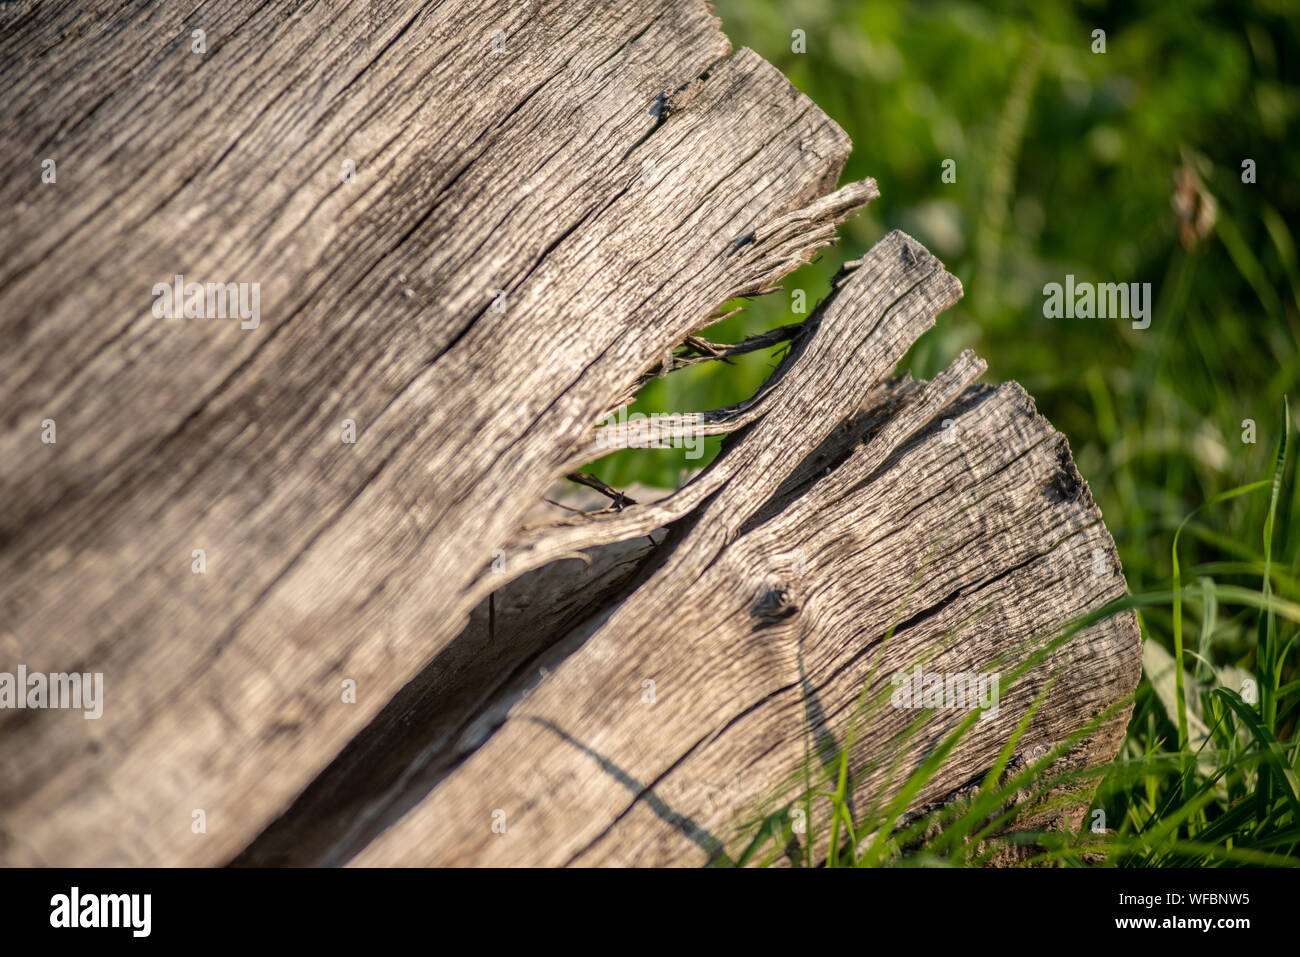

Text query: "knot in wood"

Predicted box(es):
[750, 580, 799, 628]
[1046, 438, 1085, 503]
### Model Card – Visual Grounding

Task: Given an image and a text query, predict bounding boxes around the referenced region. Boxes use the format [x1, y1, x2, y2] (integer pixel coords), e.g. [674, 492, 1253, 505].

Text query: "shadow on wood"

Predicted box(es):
[0, 0, 1139, 866]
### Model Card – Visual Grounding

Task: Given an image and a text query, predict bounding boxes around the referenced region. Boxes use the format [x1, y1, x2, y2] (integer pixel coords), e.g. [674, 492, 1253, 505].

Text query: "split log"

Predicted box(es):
[0, 0, 1140, 867]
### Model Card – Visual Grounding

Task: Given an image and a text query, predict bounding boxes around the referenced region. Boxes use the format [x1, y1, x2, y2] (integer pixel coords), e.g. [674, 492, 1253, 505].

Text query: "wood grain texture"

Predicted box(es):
[0, 0, 1140, 867]
[0, 0, 876, 866]
[348, 236, 1141, 867]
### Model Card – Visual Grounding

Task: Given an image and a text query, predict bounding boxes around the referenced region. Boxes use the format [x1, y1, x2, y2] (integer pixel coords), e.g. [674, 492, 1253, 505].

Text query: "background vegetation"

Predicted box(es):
[597, 0, 1300, 865]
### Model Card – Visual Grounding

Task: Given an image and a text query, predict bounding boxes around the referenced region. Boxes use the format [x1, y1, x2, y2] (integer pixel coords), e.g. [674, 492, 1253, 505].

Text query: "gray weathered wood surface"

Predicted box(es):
[0, 0, 1140, 866]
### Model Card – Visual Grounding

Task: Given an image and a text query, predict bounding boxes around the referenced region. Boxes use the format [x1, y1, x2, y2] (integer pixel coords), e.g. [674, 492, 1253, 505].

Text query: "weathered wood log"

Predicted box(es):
[0, 0, 1140, 867]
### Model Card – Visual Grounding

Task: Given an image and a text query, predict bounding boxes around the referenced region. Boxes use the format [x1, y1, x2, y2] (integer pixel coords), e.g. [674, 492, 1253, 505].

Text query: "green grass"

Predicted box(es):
[584, 0, 1300, 865]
